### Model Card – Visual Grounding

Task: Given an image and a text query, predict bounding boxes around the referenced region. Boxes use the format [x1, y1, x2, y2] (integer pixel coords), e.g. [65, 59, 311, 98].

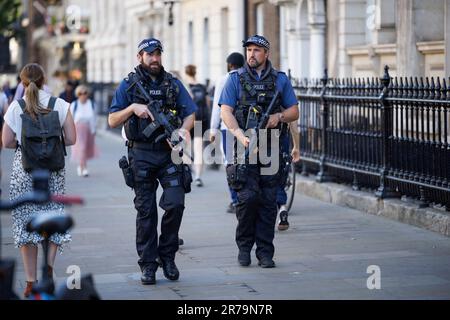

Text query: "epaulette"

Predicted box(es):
[271, 69, 280, 77]
[165, 72, 174, 80]
[125, 71, 137, 83]
[236, 67, 246, 75]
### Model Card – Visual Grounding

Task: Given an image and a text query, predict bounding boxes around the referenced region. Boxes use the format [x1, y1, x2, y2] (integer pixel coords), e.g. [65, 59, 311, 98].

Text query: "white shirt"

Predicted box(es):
[210, 73, 230, 133]
[4, 90, 69, 144]
[70, 99, 96, 133]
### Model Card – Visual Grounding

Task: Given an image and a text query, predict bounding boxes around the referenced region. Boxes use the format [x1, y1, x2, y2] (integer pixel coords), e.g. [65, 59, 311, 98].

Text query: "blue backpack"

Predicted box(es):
[189, 84, 209, 122]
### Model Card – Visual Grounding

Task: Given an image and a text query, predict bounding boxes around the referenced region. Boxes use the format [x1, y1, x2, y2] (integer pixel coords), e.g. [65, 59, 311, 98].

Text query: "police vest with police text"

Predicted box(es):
[124, 68, 181, 143]
[235, 64, 284, 131]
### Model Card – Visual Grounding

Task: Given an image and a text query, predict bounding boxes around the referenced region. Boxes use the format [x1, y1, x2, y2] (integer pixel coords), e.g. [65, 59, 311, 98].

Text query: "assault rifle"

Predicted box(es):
[133, 79, 183, 148]
[133, 77, 192, 162]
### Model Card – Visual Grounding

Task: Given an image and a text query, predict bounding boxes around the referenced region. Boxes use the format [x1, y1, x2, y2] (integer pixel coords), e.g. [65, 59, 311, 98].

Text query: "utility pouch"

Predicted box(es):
[124, 116, 139, 141]
[226, 164, 247, 191]
[119, 156, 134, 189]
[142, 120, 160, 139]
[180, 164, 192, 193]
[234, 108, 246, 130]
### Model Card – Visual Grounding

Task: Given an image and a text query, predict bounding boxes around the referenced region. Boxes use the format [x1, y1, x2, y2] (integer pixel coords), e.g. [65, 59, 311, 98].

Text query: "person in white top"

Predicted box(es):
[1, 63, 76, 298]
[209, 52, 245, 213]
[0, 89, 8, 185]
[69, 84, 98, 177]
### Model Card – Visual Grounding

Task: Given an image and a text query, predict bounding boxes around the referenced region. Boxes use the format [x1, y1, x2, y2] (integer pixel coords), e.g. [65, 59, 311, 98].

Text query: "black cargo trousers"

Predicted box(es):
[128, 144, 186, 272]
[235, 163, 280, 261]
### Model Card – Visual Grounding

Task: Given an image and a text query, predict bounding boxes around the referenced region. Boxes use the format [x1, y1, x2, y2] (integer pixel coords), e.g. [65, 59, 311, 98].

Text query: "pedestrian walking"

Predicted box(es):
[276, 121, 300, 231]
[70, 84, 98, 177]
[1, 63, 76, 297]
[184, 64, 211, 187]
[59, 80, 77, 104]
[108, 38, 196, 285]
[210, 52, 245, 213]
[219, 35, 299, 268]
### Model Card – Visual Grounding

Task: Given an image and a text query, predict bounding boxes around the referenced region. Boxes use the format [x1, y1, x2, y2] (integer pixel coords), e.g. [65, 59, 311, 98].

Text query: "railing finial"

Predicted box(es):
[381, 65, 390, 88]
[321, 68, 328, 86]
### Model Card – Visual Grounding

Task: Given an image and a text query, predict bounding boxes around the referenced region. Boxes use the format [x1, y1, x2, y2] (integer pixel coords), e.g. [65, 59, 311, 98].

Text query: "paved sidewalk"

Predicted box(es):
[1, 131, 450, 300]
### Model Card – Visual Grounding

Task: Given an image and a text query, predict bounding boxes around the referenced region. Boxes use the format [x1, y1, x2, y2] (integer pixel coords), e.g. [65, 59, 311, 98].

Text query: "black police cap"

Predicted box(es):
[137, 38, 163, 53]
[242, 35, 270, 50]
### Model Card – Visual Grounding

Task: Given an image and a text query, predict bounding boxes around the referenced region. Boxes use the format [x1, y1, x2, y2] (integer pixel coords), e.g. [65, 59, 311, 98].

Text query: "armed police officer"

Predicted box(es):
[219, 35, 299, 268]
[109, 38, 196, 285]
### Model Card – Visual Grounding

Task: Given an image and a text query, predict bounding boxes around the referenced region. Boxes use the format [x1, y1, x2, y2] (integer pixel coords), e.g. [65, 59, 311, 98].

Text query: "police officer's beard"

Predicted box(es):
[248, 58, 262, 69]
[142, 62, 162, 76]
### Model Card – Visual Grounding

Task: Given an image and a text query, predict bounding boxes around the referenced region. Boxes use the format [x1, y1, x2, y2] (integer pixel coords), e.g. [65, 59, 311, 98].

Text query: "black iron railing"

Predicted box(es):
[291, 66, 450, 210]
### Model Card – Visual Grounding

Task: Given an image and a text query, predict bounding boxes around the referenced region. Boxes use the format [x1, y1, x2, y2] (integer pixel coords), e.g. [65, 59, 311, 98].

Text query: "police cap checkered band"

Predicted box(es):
[137, 38, 163, 53]
[242, 35, 270, 50]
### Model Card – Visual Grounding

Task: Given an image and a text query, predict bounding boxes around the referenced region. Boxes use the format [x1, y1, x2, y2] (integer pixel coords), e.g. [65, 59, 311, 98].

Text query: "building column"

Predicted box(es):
[396, 0, 423, 76]
[94, 50, 101, 83]
[285, 30, 302, 79]
[372, 0, 396, 44]
[309, 24, 326, 78]
[279, 5, 288, 72]
[446, 0, 450, 75]
[337, 0, 366, 77]
[271, 0, 297, 73]
[288, 0, 310, 80]
[308, 0, 326, 78]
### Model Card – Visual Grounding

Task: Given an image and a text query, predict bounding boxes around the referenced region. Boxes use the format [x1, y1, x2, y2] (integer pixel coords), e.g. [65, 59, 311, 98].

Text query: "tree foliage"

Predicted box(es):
[0, 0, 22, 38]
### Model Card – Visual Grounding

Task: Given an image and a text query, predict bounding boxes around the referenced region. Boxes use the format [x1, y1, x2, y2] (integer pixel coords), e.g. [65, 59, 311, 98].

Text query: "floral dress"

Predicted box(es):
[9, 147, 71, 251]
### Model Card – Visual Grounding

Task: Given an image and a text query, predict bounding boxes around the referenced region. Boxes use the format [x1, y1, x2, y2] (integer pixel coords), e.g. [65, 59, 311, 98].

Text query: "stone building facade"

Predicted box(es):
[274, 0, 448, 79]
[84, 0, 448, 113]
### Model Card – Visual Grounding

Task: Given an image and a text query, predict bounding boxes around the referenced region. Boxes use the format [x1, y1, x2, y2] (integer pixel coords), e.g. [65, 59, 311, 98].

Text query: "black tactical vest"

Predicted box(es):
[235, 62, 286, 136]
[231, 62, 289, 158]
[124, 66, 180, 143]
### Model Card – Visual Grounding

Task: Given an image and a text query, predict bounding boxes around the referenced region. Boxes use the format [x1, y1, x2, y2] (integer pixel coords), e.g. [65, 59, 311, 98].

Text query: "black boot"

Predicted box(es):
[238, 251, 251, 266]
[141, 266, 156, 285]
[159, 259, 179, 281]
[258, 257, 276, 268]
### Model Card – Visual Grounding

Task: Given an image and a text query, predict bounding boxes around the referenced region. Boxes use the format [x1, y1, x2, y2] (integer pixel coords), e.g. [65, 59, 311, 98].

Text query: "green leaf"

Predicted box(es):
[0, 0, 22, 37]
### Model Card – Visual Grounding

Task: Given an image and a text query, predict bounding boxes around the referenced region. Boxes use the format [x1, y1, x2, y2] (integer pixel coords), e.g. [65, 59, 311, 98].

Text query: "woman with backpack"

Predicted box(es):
[70, 85, 98, 177]
[1, 63, 76, 298]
